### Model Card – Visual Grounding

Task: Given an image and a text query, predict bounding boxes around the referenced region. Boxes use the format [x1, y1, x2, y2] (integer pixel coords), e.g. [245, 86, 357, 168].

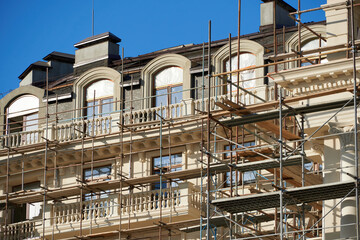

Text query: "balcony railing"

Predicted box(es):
[53, 194, 116, 224]
[0, 86, 281, 149]
[0, 183, 200, 239]
[1, 220, 37, 240]
[52, 182, 199, 225]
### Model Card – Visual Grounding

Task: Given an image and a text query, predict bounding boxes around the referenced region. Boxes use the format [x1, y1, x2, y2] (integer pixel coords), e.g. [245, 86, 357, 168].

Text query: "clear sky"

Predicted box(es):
[0, 0, 326, 96]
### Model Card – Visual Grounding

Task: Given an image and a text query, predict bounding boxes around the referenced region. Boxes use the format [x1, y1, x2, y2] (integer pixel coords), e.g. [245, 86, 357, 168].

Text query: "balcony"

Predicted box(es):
[0, 182, 202, 239]
[1, 220, 37, 240]
[0, 87, 272, 150]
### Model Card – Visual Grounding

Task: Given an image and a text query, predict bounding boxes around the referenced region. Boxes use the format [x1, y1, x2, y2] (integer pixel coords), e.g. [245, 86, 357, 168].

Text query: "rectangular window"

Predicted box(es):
[152, 154, 182, 189]
[86, 97, 113, 118]
[224, 141, 257, 186]
[84, 165, 111, 200]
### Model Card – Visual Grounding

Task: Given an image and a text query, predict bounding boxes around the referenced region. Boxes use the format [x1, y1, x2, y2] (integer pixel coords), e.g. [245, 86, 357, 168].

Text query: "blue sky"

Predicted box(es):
[0, 0, 326, 96]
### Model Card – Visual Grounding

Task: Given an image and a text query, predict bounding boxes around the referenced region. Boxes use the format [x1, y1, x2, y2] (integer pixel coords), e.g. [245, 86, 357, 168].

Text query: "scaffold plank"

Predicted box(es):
[222, 98, 357, 127]
[212, 181, 356, 213]
[179, 214, 273, 233]
[232, 155, 309, 172]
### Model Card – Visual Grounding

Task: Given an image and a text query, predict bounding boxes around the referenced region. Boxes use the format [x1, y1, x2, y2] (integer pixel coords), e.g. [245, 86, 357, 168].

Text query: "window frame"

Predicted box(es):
[83, 165, 112, 201]
[152, 153, 183, 190]
[152, 66, 184, 108]
[223, 52, 257, 93]
[85, 96, 114, 118]
[11, 181, 41, 223]
[223, 141, 257, 187]
[300, 38, 327, 67]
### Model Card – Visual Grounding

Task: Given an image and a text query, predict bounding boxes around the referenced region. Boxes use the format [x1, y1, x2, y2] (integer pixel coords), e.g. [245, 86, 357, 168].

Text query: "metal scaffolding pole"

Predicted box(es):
[207, 19, 212, 240]
[118, 46, 125, 240]
[41, 67, 49, 239]
[279, 89, 284, 240]
[350, 0, 359, 238]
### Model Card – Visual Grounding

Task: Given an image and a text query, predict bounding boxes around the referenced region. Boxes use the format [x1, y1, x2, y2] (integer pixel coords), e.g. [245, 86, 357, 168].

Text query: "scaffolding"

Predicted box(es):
[0, 0, 360, 239]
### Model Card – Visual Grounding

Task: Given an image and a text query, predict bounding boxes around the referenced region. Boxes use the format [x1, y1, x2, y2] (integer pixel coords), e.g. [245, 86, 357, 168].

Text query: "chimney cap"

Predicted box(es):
[43, 51, 75, 63]
[74, 32, 121, 49]
[261, 0, 296, 12]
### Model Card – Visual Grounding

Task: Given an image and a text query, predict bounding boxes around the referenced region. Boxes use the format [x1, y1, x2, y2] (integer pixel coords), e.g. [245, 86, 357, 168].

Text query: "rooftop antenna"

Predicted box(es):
[92, 0, 94, 36]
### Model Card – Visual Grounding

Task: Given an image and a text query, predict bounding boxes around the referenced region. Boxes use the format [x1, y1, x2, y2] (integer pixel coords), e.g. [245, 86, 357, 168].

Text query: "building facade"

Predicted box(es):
[0, 0, 360, 239]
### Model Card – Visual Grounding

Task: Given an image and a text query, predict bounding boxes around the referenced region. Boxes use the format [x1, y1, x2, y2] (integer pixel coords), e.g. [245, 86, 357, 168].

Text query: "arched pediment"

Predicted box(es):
[213, 39, 264, 88]
[141, 54, 191, 108]
[0, 86, 45, 133]
[73, 67, 121, 118]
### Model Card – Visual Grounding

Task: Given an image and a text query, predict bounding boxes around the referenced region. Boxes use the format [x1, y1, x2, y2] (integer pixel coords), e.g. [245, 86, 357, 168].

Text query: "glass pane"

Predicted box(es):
[101, 98, 113, 116]
[24, 113, 38, 131]
[84, 165, 111, 181]
[155, 67, 183, 88]
[153, 154, 182, 189]
[243, 171, 256, 184]
[171, 86, 182, 104]
[301, 39, 326, 53]
[171, 154, 182, 167]
[86, 101, 99, 118]
[86, 80, 113, 100]
[225, 53, 256, 91]
[155, 88, 167, 107]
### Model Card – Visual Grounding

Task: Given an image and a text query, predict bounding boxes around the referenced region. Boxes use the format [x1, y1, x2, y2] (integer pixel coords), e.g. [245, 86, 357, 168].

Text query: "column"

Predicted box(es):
[329, 123, 357, 239]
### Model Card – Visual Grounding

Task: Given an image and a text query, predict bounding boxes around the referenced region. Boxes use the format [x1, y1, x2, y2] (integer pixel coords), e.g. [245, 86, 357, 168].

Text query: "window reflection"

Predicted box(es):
[225, 53, 256, 91]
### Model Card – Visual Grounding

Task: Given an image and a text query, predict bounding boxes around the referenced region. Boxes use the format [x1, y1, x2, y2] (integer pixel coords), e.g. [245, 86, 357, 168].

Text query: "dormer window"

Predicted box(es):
[153, 67, 183, 107]
[85, 80, 114, 118]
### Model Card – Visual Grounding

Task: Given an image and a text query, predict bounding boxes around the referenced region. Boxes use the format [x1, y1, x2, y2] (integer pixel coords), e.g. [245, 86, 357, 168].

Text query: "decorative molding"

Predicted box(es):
[271, 57, 360, 95]
[73, 67, 121, 118]
[138, 152, 146, 163]
[213, 39, 264, 89]
[0, 85, 45, 134]
[141, 54, 191, 109]
[328, 122, 357, 152]
[309, 140, 324, 156]
[286, 24, 327, 54]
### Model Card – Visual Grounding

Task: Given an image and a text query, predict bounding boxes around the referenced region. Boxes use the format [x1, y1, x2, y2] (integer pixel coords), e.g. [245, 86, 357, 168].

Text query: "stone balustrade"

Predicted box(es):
[0, 86, 278, 149]
[1, 220, 37, 240]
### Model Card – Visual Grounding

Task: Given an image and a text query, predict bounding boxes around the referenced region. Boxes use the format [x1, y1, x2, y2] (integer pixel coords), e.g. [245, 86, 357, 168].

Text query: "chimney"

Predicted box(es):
[73, 32, 121, 76]
[260, 0, 296, 32]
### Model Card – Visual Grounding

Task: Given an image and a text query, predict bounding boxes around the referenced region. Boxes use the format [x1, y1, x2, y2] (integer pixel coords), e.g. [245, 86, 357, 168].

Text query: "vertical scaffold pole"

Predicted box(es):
[118, 47, 125, 240]
[279, 88, 284, 240]
[42, 66, 49, 239]
[301, 114, 306, 240]
[4, 149, 10, 239]
[236, 0, 241, 105]
[206, 19, 212, 240]
[297, 0, 302, 67]
[202, 42, 205, 112]
[200, 118, 204, 240]
[159, 103, 163, 240]
[350, 0, 359, 238]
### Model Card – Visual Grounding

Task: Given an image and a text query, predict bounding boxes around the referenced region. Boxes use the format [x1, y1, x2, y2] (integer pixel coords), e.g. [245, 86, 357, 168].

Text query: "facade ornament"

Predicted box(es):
[328, 122, 357, 152]
[138, 152, 146, 163]
[309, 140, 324, 156]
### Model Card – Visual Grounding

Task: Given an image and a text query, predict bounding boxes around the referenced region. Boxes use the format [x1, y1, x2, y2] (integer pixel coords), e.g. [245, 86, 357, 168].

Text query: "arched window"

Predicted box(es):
[300, 39, 327, 67]
[6, 95, 39, 134]
[153, 67, 183, 107]
[225, 53, 256, 91]
[85, 80, 114, 118]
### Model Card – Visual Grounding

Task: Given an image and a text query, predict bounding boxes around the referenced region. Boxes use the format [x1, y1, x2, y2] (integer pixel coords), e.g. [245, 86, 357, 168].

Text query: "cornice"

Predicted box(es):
[270, 57, 360, 95]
